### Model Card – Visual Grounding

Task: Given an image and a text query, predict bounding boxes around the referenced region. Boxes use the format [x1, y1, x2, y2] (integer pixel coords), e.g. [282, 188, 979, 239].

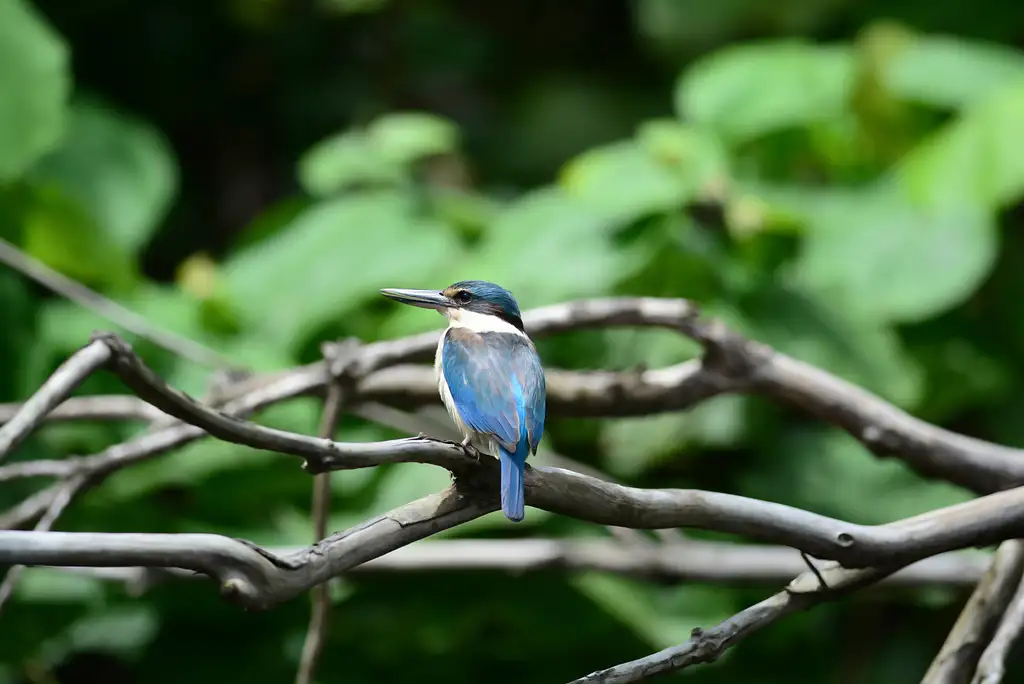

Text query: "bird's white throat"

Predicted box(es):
[444, 308, 526, 336]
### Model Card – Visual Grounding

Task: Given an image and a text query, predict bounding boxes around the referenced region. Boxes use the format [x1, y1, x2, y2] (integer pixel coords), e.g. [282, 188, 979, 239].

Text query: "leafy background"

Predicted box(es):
[2, 0, 1024, 681]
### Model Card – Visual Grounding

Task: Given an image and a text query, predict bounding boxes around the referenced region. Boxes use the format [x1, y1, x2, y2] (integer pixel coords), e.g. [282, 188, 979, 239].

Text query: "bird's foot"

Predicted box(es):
[460, 438, 481, 462]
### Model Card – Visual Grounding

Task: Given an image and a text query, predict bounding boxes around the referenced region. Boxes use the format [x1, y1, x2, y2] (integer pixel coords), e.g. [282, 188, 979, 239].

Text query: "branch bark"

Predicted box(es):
[971, 567, 1024, 684]
[0, 341, 112, 464]
[0, 485, 493, 611]
[3, 464, 1024, 606]
[22, 538, 993, 591]
[2, 297, 1024, 682]
[568, 561, 906, 683]
[921, 541, 1024, 684]
[4, 333, 1024, 570]
[295, 340, 358, 684]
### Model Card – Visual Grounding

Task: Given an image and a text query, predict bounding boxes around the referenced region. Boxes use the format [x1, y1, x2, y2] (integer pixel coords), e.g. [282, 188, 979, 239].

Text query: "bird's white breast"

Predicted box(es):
[435, 326, 499, 456]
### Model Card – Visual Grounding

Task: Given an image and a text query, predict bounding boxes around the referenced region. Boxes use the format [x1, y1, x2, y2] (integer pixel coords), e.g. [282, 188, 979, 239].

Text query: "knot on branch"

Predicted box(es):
[322, 337, 363, 386]
[89, 330, 132, 356]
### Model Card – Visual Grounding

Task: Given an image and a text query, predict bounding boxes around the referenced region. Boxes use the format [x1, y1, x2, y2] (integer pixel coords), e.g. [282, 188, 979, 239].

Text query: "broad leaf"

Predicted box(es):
[366, 112, 459, 165]
[897, 85, 1024, 210]
[221, 189, 462, 351]
[31, 100, 178, 254]
[783, 185, 997, 325]
[884, 35, 1024, 109]
[560, 139, 692, 225]
[677, 41, 855, 144]
[469, 188, 638, 308]
[0, 0, 69, 180]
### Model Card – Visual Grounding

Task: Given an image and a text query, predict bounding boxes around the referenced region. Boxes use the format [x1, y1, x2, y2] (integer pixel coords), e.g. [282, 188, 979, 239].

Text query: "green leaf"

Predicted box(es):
[221, 189, 462, 351]
[636, 119, 729, 188]
[0, 0, 69, 180]
[18, 184, 137, 291]
[469, 187, 638, 308]
[366, 112, 459, 165]
[30, 100, 179, 254]
[559, 139, 692, 225]
[785, 184, 997, 324]
[883, 35, 1024, 109]
[896, 85, 1024, 210]
[298, 131, 405, 197]
[298, 112, 458, 197]
[677, 41, 855, 144]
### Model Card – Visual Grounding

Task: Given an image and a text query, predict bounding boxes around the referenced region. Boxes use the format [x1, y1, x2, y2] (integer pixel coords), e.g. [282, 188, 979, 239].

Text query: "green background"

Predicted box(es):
[2, 0, 1024, 681]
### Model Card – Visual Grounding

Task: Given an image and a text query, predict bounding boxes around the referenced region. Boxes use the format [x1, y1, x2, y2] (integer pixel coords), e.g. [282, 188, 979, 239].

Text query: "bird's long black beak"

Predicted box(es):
[380, 288, 455, 310]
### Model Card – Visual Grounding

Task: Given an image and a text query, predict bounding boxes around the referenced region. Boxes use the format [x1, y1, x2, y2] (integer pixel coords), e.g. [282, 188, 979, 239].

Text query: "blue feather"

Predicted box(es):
[441, 328, 546, 521]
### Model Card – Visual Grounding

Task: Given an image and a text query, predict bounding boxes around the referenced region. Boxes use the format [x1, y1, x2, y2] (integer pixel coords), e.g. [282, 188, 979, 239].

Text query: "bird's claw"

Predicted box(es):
[460, 439, 481, 462]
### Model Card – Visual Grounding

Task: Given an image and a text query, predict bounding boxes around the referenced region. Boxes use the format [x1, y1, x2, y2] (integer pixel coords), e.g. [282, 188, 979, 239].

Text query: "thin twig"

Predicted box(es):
[0, 341, 112, 464]
[971, 567, 1024, 684]
[568, 562, 905, 683]
[0, 476, 84, 614]
[922, 541, 1024, 684]
[295, 341, 356, 684]
[0, 238, 238, 370]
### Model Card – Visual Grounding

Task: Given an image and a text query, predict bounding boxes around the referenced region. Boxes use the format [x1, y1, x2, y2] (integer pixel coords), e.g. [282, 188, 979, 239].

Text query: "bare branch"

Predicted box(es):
[353, 402, 676, 546]
[0, 395, 162, 425]
[0, 485, 492, 611]
[922, 541, 1024, 684]
[568, 562, 904, 683]
[3, 295, 1024, 684]
[3, 295, 1022, 502]
[4, 439, 1024, 572]
[296, 340, 358, 684]
[0, 341, 112, 464]
[3, 335, 1007, 573]
[0, 476, 84, 613]
[971, 562, 1024, 684]
[23, 539, 993, 592]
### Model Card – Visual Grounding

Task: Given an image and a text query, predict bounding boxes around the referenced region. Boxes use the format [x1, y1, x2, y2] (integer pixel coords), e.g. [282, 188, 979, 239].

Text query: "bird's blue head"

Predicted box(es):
[380, 280, 525, 332]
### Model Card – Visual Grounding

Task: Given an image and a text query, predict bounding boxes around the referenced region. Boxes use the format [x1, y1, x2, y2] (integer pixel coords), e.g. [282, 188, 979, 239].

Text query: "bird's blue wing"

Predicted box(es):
[441, 328, 546, 454]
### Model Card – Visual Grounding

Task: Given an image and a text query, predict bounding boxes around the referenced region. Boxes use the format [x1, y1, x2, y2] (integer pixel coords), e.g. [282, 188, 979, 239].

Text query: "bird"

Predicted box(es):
[380, 280, 546, 522]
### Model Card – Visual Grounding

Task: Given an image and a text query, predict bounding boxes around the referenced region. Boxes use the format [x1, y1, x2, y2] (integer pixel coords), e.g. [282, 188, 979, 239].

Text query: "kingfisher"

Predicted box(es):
[380, 280, 546, 522]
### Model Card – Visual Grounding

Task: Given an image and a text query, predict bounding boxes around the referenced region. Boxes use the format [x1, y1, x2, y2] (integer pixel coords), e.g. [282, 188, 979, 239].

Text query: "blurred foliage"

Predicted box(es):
[2, 0, 1024, 682]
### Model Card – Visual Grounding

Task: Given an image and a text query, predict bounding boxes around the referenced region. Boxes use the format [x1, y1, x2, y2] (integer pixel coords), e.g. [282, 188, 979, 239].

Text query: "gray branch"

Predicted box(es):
[0, 340, 112, 464]
[21, 539, 992, 593]
[2, 297, 1022, 496]
[0, 486, 491, 611]
[972, 561, 1024, 684]
[921, 541, 1024, 684]
[1, 297, 1023, 682]
[568, 561, 907, 683]
[5, 333, 1024, 569]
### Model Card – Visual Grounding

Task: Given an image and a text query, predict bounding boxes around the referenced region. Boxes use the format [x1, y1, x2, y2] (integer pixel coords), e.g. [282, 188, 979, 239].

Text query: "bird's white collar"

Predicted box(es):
[445, 308, 526, 337]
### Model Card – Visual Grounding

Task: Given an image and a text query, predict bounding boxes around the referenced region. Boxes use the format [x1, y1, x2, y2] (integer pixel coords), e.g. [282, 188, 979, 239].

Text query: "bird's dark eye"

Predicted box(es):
[454, 290, 472, 303]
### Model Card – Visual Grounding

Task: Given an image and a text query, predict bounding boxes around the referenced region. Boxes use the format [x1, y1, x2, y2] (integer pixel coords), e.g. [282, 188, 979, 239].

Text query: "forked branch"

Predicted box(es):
[1, 296, 1023, 683]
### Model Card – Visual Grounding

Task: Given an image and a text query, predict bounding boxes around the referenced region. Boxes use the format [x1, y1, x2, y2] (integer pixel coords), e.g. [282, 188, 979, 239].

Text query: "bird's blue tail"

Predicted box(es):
[499, 445, 526, 522]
